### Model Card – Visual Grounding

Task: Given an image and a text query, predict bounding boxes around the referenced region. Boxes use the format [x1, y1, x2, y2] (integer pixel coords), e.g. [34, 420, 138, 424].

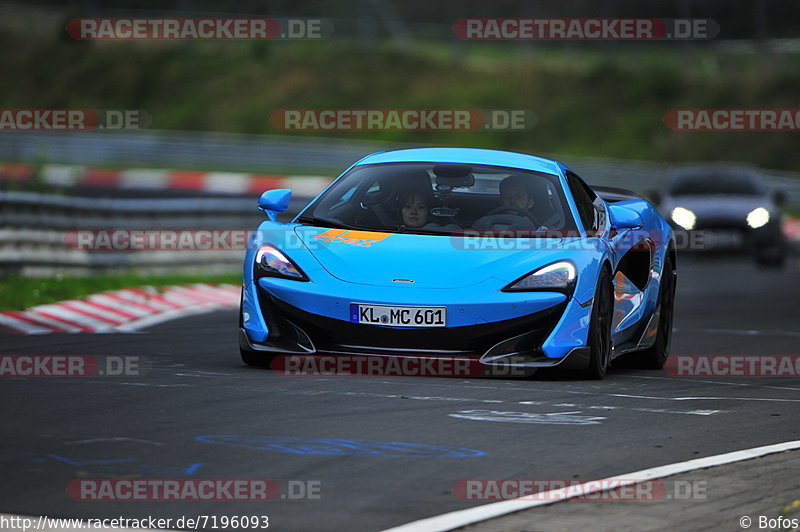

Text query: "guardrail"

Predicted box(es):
[2, 131, 799, 205]
[0, 191, 313, 277]
[0, 162, 331, 197]
[0, 131, 389, 174]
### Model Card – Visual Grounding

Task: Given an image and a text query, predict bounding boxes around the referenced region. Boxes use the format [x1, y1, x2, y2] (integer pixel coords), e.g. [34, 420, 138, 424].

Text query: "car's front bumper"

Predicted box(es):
[671, 219, 785, 251]
[241, 275, 594, 367]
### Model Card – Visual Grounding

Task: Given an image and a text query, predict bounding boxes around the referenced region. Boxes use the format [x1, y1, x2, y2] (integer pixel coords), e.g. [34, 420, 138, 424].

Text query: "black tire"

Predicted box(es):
[638, 255, 676, 369]
[582, 267, 613, 380]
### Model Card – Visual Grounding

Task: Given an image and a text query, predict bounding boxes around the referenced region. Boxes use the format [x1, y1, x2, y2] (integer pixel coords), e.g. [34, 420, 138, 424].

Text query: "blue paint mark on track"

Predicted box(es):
[196, 436, 485, 458]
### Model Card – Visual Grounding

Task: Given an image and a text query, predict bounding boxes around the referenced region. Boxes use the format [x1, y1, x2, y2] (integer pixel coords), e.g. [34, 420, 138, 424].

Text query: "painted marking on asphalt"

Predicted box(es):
[618, 373, 800, 393]
[4, 451, 205, 479]
[65, 438, 162, 446]
[173, 370, 234, 378]
[630, 407, 723, 416]
[119, 382, 190, 388]
[339, 391, 725, 416]
[380, 438, 800, 532]
[196, 435, 486, 458]
[449, 410, 606, 425]
[372, 378, 800, 406]
[343, 391, 503, 404]
[681, 327, 800, 337]
[607, 393, 800, 403]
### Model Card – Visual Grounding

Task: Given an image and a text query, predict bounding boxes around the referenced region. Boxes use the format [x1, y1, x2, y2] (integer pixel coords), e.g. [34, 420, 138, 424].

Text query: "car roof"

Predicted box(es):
[354, 148, 562, 176]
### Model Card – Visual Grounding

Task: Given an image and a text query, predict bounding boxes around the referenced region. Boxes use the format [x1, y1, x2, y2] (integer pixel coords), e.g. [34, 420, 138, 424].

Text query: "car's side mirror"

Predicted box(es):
[258, 189, 292, 221]
[608, 204, 644, 230]
[773, 190, 787, 207]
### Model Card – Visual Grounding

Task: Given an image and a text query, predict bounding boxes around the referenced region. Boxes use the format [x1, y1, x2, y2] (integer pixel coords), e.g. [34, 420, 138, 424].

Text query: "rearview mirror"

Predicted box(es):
[258, 189, 292, 221]
[434, 164, 475, 189]
[608, 204, 644, 230]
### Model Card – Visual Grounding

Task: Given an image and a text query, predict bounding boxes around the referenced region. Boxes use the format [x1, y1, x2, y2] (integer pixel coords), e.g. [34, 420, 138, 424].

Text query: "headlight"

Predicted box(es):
[503, 261, 577, 294]
[255, 244, 308, 281]
[746, 207, 770, 229]
[671, 207, 696, 230]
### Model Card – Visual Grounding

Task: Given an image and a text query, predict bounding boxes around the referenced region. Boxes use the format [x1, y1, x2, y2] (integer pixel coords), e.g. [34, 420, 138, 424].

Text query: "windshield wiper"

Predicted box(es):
[296, 216, 358, 230]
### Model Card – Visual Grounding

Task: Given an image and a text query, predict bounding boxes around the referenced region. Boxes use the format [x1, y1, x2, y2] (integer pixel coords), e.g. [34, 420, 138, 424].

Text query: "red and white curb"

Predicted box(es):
[0, 284, 240, 335]
[0, 163, 330, 196]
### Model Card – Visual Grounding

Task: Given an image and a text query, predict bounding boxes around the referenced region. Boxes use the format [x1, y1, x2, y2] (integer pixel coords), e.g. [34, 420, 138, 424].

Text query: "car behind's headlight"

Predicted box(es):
[255, 244, 308, 281]
[503, 261, 577, 294]
[671, 207, 697, 230]
[746, 207, 770, 229]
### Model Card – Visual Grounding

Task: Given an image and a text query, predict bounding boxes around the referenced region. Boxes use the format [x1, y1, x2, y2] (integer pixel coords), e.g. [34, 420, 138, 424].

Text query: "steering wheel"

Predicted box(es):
[485, 206, 541, 226]
[357, 182, 397, 227]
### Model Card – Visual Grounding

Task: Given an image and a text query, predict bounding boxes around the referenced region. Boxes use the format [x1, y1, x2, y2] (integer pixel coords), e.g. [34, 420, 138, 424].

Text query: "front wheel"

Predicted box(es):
[581, 267, 613, 380]
[638, 255, 676, 369]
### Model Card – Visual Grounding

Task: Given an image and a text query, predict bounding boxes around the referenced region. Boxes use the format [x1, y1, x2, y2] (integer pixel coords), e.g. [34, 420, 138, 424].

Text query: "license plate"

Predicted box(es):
[350, 304, 446, 327]
[703, 230, 743, 249]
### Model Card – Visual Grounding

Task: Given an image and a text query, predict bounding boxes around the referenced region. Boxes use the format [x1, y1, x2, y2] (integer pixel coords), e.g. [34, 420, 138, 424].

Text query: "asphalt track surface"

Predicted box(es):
[1, 255, 799, 531]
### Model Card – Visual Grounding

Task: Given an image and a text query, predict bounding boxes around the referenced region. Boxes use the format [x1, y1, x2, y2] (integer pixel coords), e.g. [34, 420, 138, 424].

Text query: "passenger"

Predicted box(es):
[398, 189, 431, 229]
[397, 187, 461, 232]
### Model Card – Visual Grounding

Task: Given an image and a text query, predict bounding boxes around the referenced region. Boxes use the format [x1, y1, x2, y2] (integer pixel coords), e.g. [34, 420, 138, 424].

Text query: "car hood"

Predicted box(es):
[294, 226, 568, 288]
[661, 195, 773, 218]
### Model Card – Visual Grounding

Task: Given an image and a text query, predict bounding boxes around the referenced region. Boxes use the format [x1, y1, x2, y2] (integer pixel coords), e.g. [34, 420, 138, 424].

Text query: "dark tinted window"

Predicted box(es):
[669, 173, 765, 196]
[565, 171, 597, 233]
[300, 162, 577, 235]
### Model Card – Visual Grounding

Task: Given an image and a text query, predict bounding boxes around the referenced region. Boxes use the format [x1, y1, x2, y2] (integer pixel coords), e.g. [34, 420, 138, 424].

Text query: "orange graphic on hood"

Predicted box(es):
[313, 229, 392, 247]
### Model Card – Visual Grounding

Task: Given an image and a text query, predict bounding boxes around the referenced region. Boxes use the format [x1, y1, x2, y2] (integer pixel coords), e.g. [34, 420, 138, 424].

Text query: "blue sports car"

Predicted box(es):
[239, 148, 677, 379]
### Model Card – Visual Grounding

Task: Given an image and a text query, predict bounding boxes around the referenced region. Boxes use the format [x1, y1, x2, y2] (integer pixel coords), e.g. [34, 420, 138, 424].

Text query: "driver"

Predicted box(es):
[471, 176, 545, 232]
[499, 175, 548, 229]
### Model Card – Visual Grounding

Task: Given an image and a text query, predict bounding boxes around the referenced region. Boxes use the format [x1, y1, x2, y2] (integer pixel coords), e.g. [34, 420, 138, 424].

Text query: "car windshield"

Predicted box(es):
[669, 173, 765, 196]
[298, 162, 577, 235]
